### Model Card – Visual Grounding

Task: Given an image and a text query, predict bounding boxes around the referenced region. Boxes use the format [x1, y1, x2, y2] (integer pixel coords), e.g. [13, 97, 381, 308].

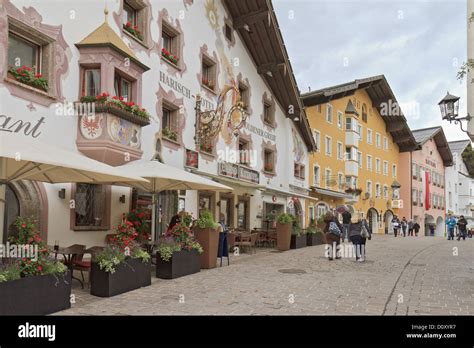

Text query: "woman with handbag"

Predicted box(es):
[323, 211, 343, 261]
[348, 213, 371, 262]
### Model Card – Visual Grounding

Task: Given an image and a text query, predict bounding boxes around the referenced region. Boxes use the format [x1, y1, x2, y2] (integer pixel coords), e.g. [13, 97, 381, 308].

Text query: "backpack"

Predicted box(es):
[328, 221, 341, 236]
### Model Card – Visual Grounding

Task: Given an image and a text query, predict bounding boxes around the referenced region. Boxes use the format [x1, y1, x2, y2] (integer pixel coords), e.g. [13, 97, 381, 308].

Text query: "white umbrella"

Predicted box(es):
[0, 132, 149, 234]
[118, 160, 233, 239]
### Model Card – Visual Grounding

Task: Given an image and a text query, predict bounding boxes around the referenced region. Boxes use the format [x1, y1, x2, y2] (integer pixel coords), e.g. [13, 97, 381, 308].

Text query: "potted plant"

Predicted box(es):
[0, 217, 71, 315]
[155, 223, 203, 279]
[290, 219, 307, 249]
[162, 127, 178, 142]
[90, 219, 151, 297]
[306, 221, 325, 246]
[126, 209, 151, 242]
[192, 209, 219, 269]
[276, 213, 293, 251]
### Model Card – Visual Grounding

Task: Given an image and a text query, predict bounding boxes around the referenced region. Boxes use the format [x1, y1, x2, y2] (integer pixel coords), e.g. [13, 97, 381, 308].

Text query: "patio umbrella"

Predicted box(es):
[118, 160, 233, 239]
[0, 132, 149, 233]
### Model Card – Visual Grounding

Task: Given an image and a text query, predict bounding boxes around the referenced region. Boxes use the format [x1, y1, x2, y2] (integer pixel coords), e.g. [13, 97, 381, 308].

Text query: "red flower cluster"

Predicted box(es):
[161, 48, 178, 64]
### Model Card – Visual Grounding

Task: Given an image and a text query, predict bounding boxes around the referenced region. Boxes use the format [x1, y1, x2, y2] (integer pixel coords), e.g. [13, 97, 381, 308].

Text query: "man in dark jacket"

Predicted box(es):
[413, 222, 420, 236]
[342, 210, 352, 242]
[457, 215, 468, 241]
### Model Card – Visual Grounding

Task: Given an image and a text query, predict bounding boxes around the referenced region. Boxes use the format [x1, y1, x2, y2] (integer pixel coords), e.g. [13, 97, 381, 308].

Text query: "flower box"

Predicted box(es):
[192, 226, 219, 269]
[7, 68, 48, 92]
[161, 48, 178, 65]
[290, 234, 307, 249]
[155, 249, 201, 279]
[123, 22, 143, 41]
[0, 271, 71, 315]
[306, 231, 324, 246]
[90, 258, 151, 297]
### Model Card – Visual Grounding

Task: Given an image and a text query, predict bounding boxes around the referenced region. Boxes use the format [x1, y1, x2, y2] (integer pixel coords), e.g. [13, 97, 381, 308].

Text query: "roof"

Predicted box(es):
[75, 14, 149, 71]
[411, 126, 454, 166]
[301, 75, 418, 152]
[448, 139, 471, 154]
[223, 0, 316, 152]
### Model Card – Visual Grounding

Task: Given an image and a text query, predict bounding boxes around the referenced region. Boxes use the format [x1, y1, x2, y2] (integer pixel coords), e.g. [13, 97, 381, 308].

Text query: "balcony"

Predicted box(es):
[345, 160, 359, 177]
[345, 130, 359, 147]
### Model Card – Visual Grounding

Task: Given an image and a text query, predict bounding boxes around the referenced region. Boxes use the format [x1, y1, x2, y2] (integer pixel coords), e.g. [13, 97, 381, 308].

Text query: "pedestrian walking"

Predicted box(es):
[457, 215, 468, 241]
[401, 217, 408, 237]
[413, 221, 420, 237]
[323, 211, 343, 261]
[342, 209, 352, 243]
[446, 214, 456, 240]
[408, 219, 414, 236]
[392, 216, 400, 237]
[348, 213, 371, 262]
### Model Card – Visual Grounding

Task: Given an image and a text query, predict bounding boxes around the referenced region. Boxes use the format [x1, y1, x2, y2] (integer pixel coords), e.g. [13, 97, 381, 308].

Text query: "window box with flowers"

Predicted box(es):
[162, 127, 178, 142]
[90, 218, 151, 297]
[201, 77, 214, 91]
[161, 48, 178, 66]
[7, 65, 48, 92]
[0, 217, 71, 315]
[264, 163, 274, 173]
[123, 21, 144, 41]
[200, 141, 214, 155]
[156, 216, 203, 279]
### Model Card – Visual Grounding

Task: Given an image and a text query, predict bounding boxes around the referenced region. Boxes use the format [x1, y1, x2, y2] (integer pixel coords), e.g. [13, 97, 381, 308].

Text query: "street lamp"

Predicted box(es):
[438, 92, 471, 133]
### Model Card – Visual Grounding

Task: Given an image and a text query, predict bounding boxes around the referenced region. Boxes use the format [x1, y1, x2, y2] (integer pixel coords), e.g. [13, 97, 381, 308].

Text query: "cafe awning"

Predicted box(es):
[312, 187, 353, 199]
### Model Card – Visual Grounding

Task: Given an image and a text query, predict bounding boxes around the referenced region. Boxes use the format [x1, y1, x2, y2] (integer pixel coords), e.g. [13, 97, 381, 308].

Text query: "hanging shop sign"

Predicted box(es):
[0, 115, 45, 138]
[218, 161, 259, 184]
[185, 149, 199, 168]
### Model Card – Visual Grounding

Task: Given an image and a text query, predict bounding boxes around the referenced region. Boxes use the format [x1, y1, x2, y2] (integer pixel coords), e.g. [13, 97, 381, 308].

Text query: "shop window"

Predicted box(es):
[114, 72, 133, 102]
[162, 102, 179, 142]
[73, 184, 109, 230]
[201, 55, 216, 91]
[263, 101, 274, 126]
[161, 21, 180, 66]
[81, 68, 101, 97]
[238, 82, 250, 111]
[264, 149, 275, 173]
[239, 138, 251, 165]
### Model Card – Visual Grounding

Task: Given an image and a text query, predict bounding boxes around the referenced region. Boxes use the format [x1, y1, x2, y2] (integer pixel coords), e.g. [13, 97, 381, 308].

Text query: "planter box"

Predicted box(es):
[306, 232, 325, 246]
[156, 249, 201, 279]
[276, 222, 292, 251]
[290, 234, 307, 249]
[193, 227, 219, 269]
[90, 258, 151, 297]
[0, 271, 71, 315]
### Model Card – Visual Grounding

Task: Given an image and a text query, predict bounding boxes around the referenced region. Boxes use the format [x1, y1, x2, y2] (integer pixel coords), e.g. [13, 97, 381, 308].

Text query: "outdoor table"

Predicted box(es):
[48, 245, 85, 289]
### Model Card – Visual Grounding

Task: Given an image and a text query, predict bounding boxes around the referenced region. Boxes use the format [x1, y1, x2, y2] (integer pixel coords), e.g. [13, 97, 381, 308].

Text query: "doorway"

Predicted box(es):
[237, 196, 249, 230]
[219, 193, 234, 228]
[3, 184, 20, 242]
[367, 208, 379, 234]
[384, 210, 394, 234]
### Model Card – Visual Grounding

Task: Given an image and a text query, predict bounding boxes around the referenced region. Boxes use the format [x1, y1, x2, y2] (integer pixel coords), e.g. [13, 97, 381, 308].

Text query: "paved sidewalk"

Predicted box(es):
[57, 235, 474, 315]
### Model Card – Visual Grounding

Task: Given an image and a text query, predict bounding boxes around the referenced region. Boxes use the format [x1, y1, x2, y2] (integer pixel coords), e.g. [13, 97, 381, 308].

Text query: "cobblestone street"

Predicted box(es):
[58, 235, 474, 315]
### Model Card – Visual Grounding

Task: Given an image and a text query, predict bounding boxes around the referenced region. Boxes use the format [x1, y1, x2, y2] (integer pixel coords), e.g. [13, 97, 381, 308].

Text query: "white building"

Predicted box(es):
[0, 0, 316, 246]
[468, 0, 474, 139]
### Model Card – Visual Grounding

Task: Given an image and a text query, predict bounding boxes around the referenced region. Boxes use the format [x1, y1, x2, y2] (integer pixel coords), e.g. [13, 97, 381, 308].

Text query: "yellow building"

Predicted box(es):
[302, 76, 417, 234]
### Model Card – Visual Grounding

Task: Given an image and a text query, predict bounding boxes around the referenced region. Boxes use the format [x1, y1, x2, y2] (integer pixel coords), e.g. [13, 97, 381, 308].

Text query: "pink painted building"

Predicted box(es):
[399, 127, 453, 236]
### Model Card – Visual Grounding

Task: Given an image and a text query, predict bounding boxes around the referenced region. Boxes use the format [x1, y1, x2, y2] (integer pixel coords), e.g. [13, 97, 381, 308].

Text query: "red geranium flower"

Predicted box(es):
[21, 224, 27, 228]
[126, 21, 132, 27]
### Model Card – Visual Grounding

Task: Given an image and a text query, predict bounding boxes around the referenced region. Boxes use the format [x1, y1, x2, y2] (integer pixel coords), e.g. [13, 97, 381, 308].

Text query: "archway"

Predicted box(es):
[424, 214, 435, 236]
[2, 181, 48, 242]
[435, 216, 444, 237]
[367, 208, 379, 234]
[384, 210, 394, 234]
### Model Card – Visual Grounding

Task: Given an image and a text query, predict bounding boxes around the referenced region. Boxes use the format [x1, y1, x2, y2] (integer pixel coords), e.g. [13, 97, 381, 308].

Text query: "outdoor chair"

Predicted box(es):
[235, 233, 258, 254]
[70, 244, 90, 287]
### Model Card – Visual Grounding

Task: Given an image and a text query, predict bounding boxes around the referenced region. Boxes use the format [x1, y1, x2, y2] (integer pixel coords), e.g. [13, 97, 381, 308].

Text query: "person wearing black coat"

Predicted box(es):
[457, 216, 468, 241]
[323, 211, 343, 261]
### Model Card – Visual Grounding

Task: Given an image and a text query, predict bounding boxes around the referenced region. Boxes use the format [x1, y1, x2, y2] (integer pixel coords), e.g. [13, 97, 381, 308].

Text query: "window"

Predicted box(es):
[375, 183, 381, 198]
[238, 138, 250, 165]
[337, 142, 343, 160]
[82, 68, 101, 97]
[114, 73, 132, 102]
[317, 203, 328, 218]
[345, 147, 356, 161]
[338, 173, 344, 191]
[326, 104, 333, 123]
[73, 184, 108, 229]
[8, 32, 40, 72]
[392, 164, 397, 178]
[225, 22, 233, 42]
[313, 130, 321, 152]
[325, 169, 331, 189]
[367, 155, 373, 171]
[366, 181, 372, 197]
[367, 129, 373, 144]
[294, 163, 305, 179]
[357, 151, 362, 168]
[357, 124, 363, 141]
[412, 189, 418, 205]
[383, 137, 388, 151]
[201, 55, 216, 91]
[162, 103, 179, 141]
[123, 1, 138, 27]
[238, 82, 250, 111]
[263, 149, 275, 173]
[345, 117, 352, 131]
[325, 136, 332, 156]
[383, 161, 388, 176]
[375, 158, 381, 173]
[383, 185, 389, 200]
[412, 163, 417, 179]
[419, 190, 423, 207]
[162, 21, 180, 65]
[361, 103, 367, 122]
[337, 111, 343, 128]
[263, 101, 274, 126]
[313, 165, 320, 187]
[376, 133, 381, 148]
[448, 191, 452, 207]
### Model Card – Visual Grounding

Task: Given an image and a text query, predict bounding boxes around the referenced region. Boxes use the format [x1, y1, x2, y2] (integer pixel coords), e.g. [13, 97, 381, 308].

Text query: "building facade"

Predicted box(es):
[399, 127, 453, 237]
[467, 0, 474, 140]
[302, 76, 418, 234]
[0, 0, 316, 246]
[445, 140, 471, 218]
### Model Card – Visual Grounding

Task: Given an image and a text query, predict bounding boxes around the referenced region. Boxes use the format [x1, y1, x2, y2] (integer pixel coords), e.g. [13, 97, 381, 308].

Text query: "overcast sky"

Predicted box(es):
[274, 0, 469, 142]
